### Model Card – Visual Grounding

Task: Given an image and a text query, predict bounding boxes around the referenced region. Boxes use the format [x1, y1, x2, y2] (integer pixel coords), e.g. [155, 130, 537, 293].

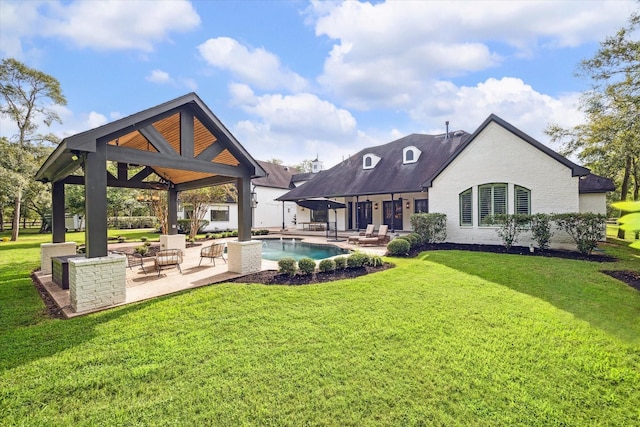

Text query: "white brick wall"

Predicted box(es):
[227, 240, 262, 274]
[40, 242, 77, 275]
[579, 193, 607, 214]
[69, 255, 126, 313]
[429, 122, 579, 248]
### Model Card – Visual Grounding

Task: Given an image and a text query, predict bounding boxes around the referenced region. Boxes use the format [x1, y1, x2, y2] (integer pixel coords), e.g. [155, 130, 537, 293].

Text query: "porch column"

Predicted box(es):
[52, 181, 65, 243]
[85, 141, 107, 258]
[237, 173, 252, 241]
[168, 186, 178, 235]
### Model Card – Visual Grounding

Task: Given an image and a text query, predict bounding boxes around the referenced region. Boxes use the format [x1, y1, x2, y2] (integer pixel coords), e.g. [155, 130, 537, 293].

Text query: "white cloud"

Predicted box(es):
[198, 37, 308, 92]
[309, 0, 635, 109]
[408, 77, 584, 152]
[146, 69, 171, 84]
[228, 84, 362, 166]
[0, 0, 200, 57]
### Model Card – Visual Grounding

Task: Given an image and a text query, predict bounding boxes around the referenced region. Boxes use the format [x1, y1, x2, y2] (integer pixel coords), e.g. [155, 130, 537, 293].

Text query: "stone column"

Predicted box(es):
[227, 240, 262, 274]
[40, 242, 77, 275]
[69, 255, 126, 313]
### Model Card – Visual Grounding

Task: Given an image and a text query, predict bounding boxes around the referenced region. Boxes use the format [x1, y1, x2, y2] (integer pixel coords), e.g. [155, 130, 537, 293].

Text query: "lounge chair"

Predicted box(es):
[154, 249, 183, 276]
[347, 224, 375, 243]
[358, 224, 389, 246]
[199, 242, 227, 266]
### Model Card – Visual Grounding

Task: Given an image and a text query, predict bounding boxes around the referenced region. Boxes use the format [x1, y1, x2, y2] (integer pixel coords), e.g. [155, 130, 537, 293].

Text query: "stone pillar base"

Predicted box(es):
[69, 255, 126, 313]
[160, 234, 186, 252]
[227, 240, 262, 274]
[41, 242, 77, 275]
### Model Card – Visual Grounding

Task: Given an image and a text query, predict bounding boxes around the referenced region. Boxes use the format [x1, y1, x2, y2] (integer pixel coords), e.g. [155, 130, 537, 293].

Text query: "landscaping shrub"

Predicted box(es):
[178, 219, 209, 236]
[140, 236, 148, 242]
[410, 213, 447, 243]
[553, 213, 607, 255]
[318, 259, 336, 273]
[277, 258, 297, 276]
[402, 233, 420, 248]
[347, 252, 370, 268]
[394, 236, 413, 248]
[367, 255, 384, 267]
[108, 216, 159, 229]
[298, 258, 316, 275]
[387, 238, 410, 256]
[530, 213, 553, 250]
[252, 229, 270, 236]
[487, 214, 531, 249]
[134, 245, 148, 256]
[409, 233, 423, 245]
[334, 256, 347, 270]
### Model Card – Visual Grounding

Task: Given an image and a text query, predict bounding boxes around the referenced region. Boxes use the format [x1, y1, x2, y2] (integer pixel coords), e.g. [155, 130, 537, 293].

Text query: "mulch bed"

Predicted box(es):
[601, 270, 640, 292]
[227, 264, 394, 286]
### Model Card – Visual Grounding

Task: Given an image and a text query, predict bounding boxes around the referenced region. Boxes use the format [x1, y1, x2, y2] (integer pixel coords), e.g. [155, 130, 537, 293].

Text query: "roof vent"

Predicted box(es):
[445, 121, 449, 139]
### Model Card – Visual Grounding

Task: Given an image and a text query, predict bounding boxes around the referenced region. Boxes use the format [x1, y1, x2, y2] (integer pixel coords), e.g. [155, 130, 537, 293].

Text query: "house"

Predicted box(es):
[277, 114, 615, 248]
[180, 160, 300, 231]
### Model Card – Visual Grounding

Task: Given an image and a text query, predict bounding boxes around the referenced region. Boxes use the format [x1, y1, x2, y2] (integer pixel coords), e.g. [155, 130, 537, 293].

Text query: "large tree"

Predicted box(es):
[546, 11, 639, 238]
[0, 58, 66, 240]
[180, 184, 237, 239]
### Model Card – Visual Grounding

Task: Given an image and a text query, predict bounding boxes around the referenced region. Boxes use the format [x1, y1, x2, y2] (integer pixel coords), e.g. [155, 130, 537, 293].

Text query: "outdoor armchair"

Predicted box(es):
[199, 242, 227, 266]
[154, 249, 183, 276]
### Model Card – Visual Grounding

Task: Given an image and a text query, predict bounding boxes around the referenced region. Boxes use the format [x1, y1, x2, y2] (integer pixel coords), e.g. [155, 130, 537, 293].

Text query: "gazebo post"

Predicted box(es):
[227, 174, 262, 274]
[237, 174, 252, 241]
[52, 181, 66, 243]
[84, 141, 108, 258]
[168, 186, 178, 235]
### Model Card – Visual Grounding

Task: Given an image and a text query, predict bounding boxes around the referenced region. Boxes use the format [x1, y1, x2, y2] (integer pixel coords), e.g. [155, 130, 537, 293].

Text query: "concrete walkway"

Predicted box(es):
[34, 232, 387, 319]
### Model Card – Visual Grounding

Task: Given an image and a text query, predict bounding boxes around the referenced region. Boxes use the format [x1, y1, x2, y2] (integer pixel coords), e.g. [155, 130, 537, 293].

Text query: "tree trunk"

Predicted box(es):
[617, 156, 632, 239]
[11, 194, 21, 241]
[0, 206, 4, 232]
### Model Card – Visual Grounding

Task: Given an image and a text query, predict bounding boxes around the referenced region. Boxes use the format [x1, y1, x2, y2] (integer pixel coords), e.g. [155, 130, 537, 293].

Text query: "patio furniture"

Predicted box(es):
[51, 254, 84, 289]
[347, 224, 375, 243]
[358, 224, 389, 246]
[199, 242, 227, 266]
[154, 249, 183, 276]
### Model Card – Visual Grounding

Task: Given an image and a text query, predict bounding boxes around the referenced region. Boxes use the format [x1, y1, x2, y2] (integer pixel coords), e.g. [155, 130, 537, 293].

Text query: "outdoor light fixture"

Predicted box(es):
[374, 202, 379, 210]
[406, 201, 411, 209]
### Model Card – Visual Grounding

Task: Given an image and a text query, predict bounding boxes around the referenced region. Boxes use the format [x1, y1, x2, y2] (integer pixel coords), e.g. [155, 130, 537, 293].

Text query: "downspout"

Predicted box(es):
[282, 201, 285, 231]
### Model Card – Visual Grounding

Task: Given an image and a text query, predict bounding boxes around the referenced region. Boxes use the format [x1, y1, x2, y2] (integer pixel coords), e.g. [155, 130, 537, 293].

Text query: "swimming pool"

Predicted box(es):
[259, 238, 350, 261]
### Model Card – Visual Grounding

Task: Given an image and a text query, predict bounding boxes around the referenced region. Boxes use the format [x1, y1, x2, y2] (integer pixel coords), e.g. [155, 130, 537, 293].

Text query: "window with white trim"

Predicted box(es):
[403, 146, 421, 164]
[514, 185, 531, 215]
[478, 183, 507, 225]
[210, 206, 229, 222]
[363, 153, 381, 169]
[459, 188, 472, 226]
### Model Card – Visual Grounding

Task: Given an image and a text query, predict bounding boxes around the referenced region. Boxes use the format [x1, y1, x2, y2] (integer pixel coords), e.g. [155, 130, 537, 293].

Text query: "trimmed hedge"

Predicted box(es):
[387, 238, 410, 256]
[347, 252, 370, 268]
[298, 258, 316, 275]
[318, 259, 336, 273]
[334, 256, 347, 270]
[410, 213, 447, 243]
[277, 258, 297, 276]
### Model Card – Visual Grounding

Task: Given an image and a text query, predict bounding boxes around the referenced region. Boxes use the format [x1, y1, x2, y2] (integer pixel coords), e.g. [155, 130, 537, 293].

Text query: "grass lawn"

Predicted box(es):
[1, 230, 639, 425]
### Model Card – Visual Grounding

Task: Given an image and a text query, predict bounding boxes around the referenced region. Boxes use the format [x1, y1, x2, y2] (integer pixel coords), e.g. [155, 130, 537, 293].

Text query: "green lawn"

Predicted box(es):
[1, 230, 639, 425]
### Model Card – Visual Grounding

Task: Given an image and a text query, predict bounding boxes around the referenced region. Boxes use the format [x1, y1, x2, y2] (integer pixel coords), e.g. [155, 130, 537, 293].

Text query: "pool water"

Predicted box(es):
[259, 239, 350, 261]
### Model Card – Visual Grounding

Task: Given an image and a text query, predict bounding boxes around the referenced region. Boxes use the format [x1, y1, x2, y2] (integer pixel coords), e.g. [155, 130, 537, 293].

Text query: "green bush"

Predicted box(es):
[387, 238, 410, 256]
[298, 258, 317, 275]
[402, 233, 419, 248]
[553, 213, 607, 255]
[530, 213, 554, 250]
[409, 233, 423, 245]
[252, 229, 270, 236]
[394, 236, 412, 248]
[487, 214, 531, 249]
[144, 241, 151, 247]
[367, 255, 384, 267]
[277, 258, 297, 276]
[178, 219, 209, 236]
[107, 216, 159, 229]
[318, 259, 336, 273]
[410, 213, 447, 243]
[347, 252, 370, 268]
[134, 245, 148, 256]
[334, 256, 347, 270]
[140, 236, 148, 242]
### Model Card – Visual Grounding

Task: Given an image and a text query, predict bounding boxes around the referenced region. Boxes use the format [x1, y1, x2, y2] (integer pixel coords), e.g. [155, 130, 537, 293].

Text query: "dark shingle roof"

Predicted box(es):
[277, 132, 469, 200]
[579, 173, 616, 193]
[252, 161, 298, 189]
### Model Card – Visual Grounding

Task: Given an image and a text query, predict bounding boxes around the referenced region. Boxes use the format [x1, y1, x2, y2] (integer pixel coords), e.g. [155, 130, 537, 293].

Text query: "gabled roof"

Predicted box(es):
[423, 114, 589, 188]
[278, 132, 469, 201]
[579, 173, 616, 193]
[36, 92, 266, 190]
[253, 161, 298, 189]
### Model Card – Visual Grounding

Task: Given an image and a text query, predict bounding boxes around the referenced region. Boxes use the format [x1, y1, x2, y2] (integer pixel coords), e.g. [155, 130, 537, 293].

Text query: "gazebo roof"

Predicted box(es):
[36, 92, 266, 190]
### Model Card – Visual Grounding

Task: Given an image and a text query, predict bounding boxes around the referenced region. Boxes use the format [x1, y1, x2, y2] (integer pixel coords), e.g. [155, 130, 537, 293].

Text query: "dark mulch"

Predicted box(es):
[31, 271, 67, 319]
[412, 242, 617, 262]
[602, 270, 640, 292]
[228, 263, 394, 286]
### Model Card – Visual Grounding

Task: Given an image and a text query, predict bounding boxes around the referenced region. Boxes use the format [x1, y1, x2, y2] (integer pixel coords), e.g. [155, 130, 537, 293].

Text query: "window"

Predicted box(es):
[478, 183, 507, 225]
[403, 146, 421, 164]
[363, 153, 381, 169]
[210, 206, 229, 222]
[414, 199, 428, 213]
[515, 185, 531, 215]
[459, 188, 472, 226]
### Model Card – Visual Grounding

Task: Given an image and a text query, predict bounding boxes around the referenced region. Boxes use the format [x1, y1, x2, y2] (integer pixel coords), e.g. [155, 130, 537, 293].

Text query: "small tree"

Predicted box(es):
[530, 213, 554, 250]
[553, 213, 607, 255]
[410, 213, 447, 243]
[180, 185, 237, 240]
[488, 214, 531, 250]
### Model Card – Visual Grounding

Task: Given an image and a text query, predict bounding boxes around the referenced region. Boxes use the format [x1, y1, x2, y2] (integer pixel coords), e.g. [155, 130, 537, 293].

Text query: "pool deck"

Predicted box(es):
[34, 231, 387, 318]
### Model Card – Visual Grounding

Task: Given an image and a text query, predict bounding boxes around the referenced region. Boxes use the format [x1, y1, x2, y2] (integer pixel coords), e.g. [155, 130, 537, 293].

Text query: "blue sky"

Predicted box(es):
[1, 0, 637, 168]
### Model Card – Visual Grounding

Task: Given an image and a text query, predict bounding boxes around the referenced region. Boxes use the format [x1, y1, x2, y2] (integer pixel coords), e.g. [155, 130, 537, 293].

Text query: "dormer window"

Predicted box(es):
[403, 146, 421, 164]
[363, 153, 381, 170]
